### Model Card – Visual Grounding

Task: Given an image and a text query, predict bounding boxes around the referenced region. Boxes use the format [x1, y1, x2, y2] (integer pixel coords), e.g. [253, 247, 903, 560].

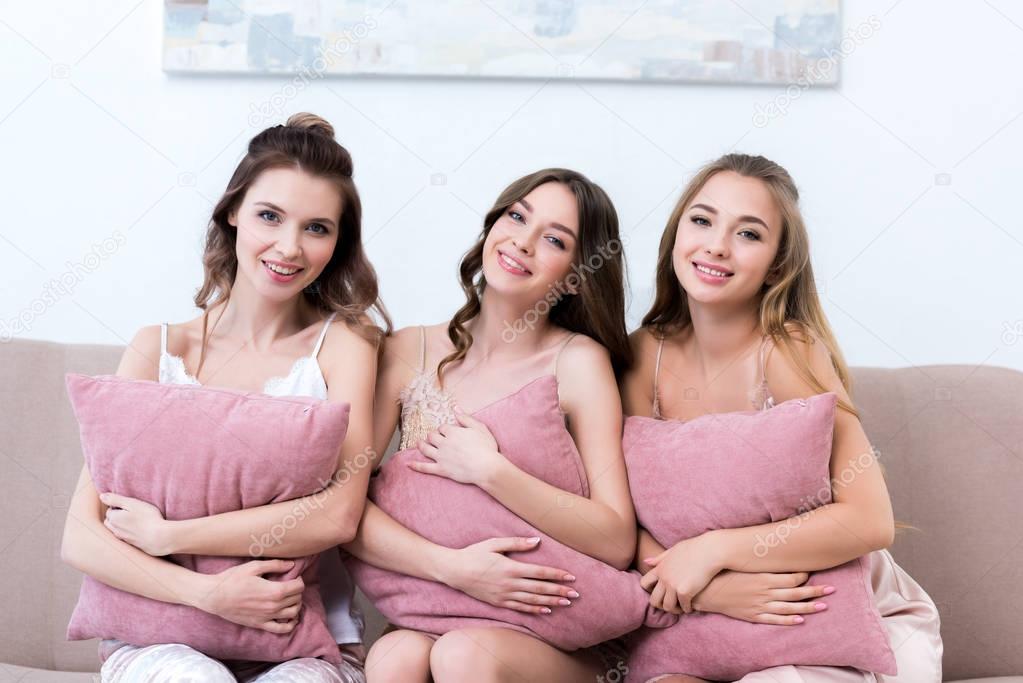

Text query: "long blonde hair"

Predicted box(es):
[643, 153, 855, 414]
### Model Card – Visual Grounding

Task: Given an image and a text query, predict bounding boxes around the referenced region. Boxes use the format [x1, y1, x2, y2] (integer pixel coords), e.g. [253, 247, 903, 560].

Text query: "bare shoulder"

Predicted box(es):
[116, 324, 163, 381]
[318, 313, 379, 373]
[379, 322, 443, 381]
[765, 322, 848, 403]
[625, 327, 660, 377]
[555, 332, 614, 398]
[620, 327, 661, 415]
[557, 331, 611, 371]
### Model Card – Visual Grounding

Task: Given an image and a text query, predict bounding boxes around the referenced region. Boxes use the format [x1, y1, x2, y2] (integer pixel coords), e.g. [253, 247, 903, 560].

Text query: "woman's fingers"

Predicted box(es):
[764, 600, 828, 616]
[662, 585, 679, 613]
[514, 561, 575, 583]
[277, 577, 305, 598]
[408, 460, 443, 476]
[769, 571, 810, 588]
[260, 619, 297, 634]
[514, 578, 577, 598]
[755, 612, 806, 626]
[649, 580, 666, 609]
[506, 591, 569, 608]
[248, 559, 296, 576]
[478, 536, 540, 554]
[773, 584, 834, 602]
[273, 603, 302, 620]
[501, 600, 551, 615]
[278, 591, 303, 610]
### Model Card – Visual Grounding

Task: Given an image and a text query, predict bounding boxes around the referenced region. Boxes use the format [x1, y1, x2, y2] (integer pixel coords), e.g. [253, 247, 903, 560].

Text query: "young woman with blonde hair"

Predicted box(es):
[623, 154, 942, 682]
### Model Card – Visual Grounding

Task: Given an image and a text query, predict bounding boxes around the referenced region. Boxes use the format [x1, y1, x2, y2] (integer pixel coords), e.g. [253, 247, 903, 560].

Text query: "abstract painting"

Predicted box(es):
[164, 0, 842, 85]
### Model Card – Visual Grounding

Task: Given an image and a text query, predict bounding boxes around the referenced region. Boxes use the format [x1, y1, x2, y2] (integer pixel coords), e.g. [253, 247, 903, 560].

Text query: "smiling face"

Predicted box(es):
[672, 170, 782, 308]
[481, 181, 580, 301]
[229, 166, 342, 303]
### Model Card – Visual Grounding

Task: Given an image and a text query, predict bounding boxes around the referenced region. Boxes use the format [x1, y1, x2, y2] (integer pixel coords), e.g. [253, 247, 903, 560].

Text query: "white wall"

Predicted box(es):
[2, 0, 1022, 372]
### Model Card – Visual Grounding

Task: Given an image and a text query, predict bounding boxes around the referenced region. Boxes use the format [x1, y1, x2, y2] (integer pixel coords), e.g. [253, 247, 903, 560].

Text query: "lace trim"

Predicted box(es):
[397, 370, 459, 451]
[159, 352, 200, 387]
[160, 352, 324, 397]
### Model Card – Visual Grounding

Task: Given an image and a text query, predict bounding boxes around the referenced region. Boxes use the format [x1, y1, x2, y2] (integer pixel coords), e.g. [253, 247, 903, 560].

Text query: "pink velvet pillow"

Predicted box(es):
[344, 375, 674, 650]
[64, 373, 349, 668]
[623, 393, 897, 682]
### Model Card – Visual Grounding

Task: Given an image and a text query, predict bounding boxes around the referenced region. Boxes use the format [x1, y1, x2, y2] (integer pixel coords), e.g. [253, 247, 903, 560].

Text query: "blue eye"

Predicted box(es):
[259, 210, 279, 223]
[692, 216, 710, 226]
[508, 210, 524, 223]
[739, 229, 761, 241]
[545, 235, 565, 249]
[307, 223, 328, 234]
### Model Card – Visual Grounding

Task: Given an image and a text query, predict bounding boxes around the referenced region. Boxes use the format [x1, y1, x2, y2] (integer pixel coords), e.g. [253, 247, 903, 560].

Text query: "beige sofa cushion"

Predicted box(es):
[2, 338, 1021, 679]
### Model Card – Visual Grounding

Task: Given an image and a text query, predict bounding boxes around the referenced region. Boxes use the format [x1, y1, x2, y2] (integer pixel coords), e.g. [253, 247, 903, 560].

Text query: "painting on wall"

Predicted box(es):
[164, 0, 841, 85]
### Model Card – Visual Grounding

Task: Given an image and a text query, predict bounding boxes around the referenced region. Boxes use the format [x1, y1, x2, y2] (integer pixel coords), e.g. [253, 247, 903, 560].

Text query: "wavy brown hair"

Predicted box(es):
[642, 153, 855, 415]
[437, 168, 631, 383]
[193, 113, 390, 373]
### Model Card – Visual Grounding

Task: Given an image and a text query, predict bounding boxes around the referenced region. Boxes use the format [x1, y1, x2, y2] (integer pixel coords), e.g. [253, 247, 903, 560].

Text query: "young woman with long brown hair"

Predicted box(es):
[347, 168, 638, 682]
[62, 113, 388, 682]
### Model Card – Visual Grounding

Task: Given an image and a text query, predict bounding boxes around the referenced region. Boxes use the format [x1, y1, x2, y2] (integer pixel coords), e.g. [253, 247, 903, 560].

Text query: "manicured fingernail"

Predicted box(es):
[815, 602, 828, 610]
[793, 616, 804, 624]
[563, 574, 576, 581]
[541, 607, 551, 614]
[822, 586, 836, 595]
[567, 590, 580, 598]
[558, 598, 571, 606]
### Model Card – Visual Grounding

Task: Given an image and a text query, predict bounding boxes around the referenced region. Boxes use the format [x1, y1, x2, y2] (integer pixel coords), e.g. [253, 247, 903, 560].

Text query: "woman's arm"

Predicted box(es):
[635, 527, 666, 572]
[344, 327, 579, 613]
[703, 332, 895, 574]
[60, 326, 301, 632]
[642, 330, 896, 612]
[467, 336, 638, 569]
[158, 321, 379, 558]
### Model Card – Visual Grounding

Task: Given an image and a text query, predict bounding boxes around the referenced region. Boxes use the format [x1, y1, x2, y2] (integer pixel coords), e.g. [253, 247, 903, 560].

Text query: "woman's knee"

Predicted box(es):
[365, 630, 433, 683]
[429, 630, 505, 683]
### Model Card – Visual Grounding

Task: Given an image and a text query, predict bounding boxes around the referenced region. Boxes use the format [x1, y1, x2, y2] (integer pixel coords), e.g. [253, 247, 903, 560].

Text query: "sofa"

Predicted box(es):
[1, 337, 1020, 682]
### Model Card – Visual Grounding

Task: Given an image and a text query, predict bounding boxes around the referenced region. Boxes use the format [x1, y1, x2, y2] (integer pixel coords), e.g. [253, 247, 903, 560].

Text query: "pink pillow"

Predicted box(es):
[344, 375, 674, 650]
[64, 373, 349, 668]
[623, 393, 897, 682]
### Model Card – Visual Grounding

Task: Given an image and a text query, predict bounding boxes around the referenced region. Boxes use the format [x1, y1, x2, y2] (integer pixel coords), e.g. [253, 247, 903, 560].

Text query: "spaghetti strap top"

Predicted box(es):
[158, 312, 337, 398]
[157, 310, 363, 645]
[650, 333, 776, 420]
[397, 326, 577, 451]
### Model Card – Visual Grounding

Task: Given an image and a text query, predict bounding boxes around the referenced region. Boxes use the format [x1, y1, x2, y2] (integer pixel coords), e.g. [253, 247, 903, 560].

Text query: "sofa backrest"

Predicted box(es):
[1, 338, 1020, 678]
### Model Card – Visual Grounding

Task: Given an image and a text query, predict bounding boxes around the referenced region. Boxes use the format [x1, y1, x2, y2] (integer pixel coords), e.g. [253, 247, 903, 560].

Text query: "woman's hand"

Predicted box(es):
[640, 533, 727, 613]
[196, 559, 305, 633]
[101, 492, 178, 556]
[440, 537, 580, 614]
[411, 409, 505, 486]
[692, 570, 834, 625]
